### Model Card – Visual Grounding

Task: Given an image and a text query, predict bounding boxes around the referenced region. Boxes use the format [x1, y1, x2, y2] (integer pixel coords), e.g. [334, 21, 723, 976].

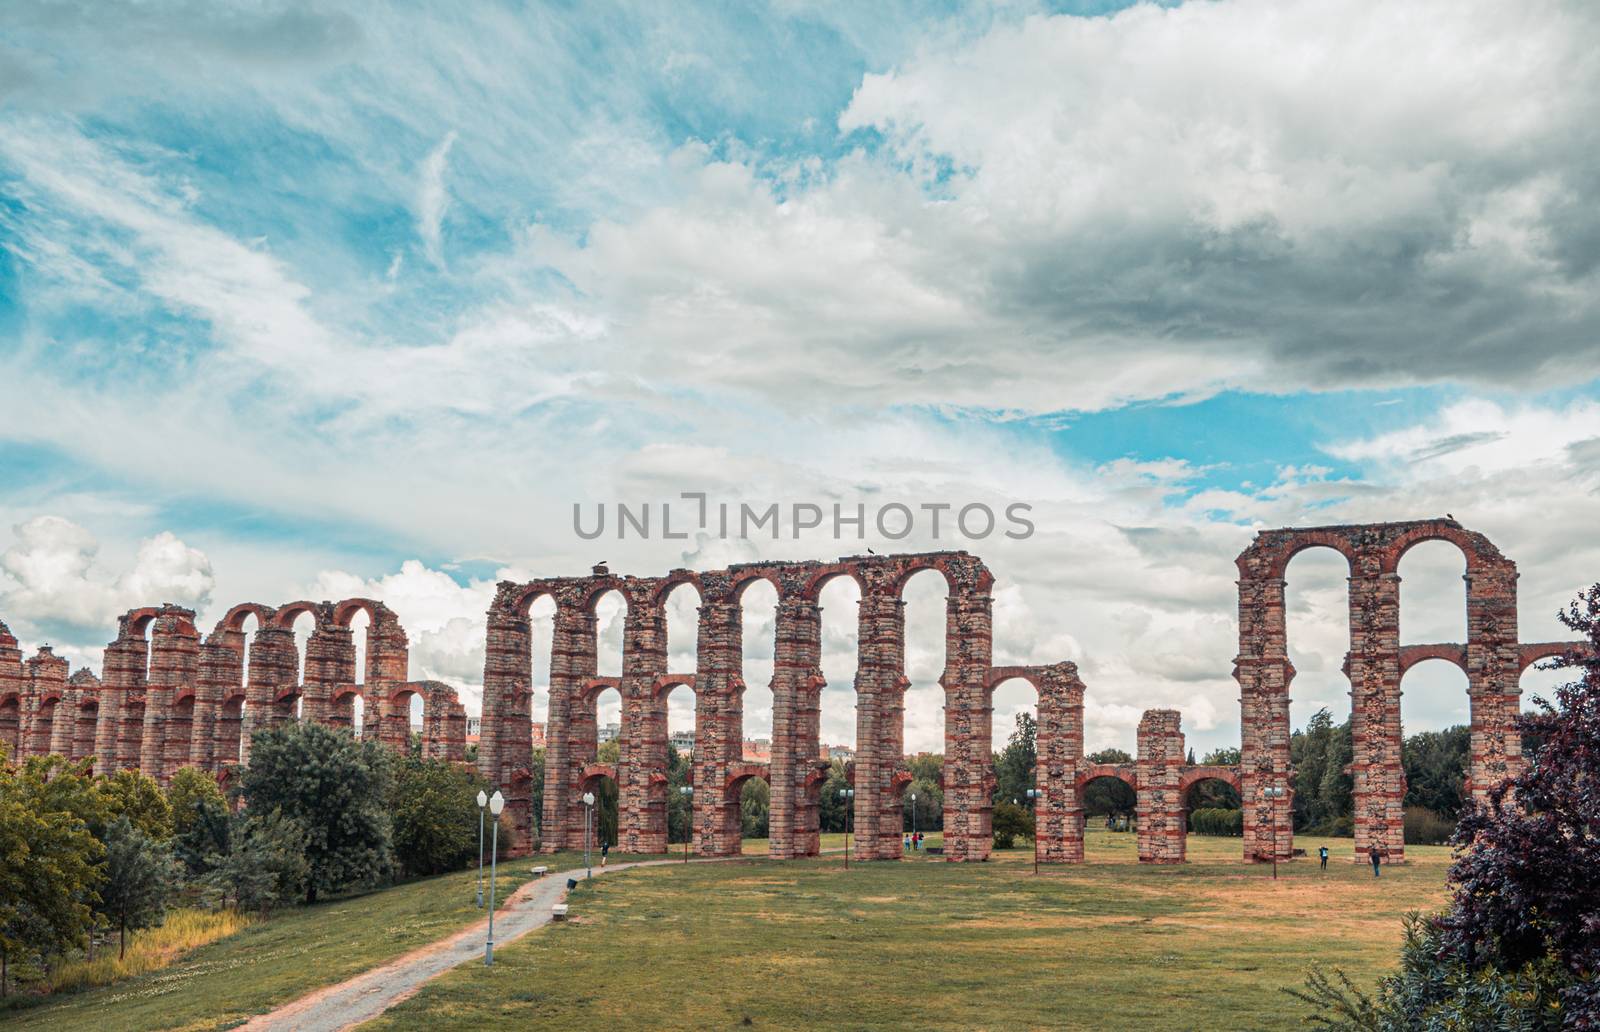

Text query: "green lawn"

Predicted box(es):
[363, 831, 1452, 1032]
[4, 852, 650, 1032]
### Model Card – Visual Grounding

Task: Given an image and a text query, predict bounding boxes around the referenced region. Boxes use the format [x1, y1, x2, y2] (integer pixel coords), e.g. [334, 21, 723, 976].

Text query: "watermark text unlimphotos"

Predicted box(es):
[573, 493, 1034, 541]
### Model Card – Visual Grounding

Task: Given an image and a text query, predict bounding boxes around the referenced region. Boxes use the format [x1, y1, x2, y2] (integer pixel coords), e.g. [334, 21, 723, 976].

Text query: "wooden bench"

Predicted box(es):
[551, 903, 569, 920]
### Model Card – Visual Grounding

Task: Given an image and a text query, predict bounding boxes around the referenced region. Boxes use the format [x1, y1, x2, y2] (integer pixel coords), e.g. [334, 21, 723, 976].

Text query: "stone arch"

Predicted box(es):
[1383, 523, 1504, 575]
[1077, 764, 1137, 793]
[270, 600, 322, 630]
[330, 597, 385, 628]
[220, 602, 276, 632]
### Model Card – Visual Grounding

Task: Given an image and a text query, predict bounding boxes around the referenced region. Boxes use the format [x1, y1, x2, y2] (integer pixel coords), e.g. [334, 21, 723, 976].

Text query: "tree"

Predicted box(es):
[390, 757, 490, 876]
[992, 800, 1034, 849]
[0, 757, 101, 996]
[992, 713, 1036, 807]
[665, 745, 691, 845]
[1401, 726, 1469, 819]
[239, 723, 394, 903]
[593, 740, 621, 848]
[740, 778, 769, 839]
[1294, 584, 1600, 1028]
[99, 816, 179, 959]
[203, 809, 309, 913]
[167, 766, 225, 842]
[101, 769, 174, 840]
[1082, 749, 1135, 819]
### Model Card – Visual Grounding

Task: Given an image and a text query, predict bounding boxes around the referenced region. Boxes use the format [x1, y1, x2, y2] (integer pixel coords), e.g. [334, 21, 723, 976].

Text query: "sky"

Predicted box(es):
[1, 0, 1598, 759]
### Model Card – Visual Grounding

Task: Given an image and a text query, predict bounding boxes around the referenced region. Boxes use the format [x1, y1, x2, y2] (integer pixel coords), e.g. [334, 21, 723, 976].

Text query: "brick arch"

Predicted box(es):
[580, 763, 617, 792]
[887, 552, 995, 597]
[122, 606, 164, 637]
[1236, 531, 1356, 581]
[1077, 764, 1137, 793]
[219, 602, 275, 632]
[650, 570, 703, 608]
[727, 568, 785, 602]
[331, 597, 386, 628]
[1178, 765, 1241, 796]
[508, 581, 562, 618]
[797, 564, 869, 602]
[578, 676, 622, 705]
[1518, 641, 1590, 674]
[1383, 522, 1506, 575]
[1398, 643, 1467, 676]
[724, 762, 769, 796]
[271, 600, 323, 630]
[652, 672, 695, 702]
[578, 577, 632, 615]
[983, 667, 1043, 696]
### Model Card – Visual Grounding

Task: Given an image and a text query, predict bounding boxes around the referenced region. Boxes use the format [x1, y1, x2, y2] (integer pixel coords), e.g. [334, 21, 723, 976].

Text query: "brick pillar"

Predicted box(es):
[617, 587, 669, 854]
[1234, 570, 1294, 862]
[769, 596, 823, 859]
[692, 589, 744, 856]
[243, 625, 296, 764]
[69, 671, 100, 763]
[1136, 709, 1186, 864]
[1349, 550, 1403, 864]
[301, 619, 350, 727]
[24, 647, 67, 757]
[141, 607, 199, 784]
[1037, 663, 1086, 862]
[0, 620, 22, 760]
[98, 619, 148, 772]
[479, 585, 534, 850]
[420, 686, 466, 761]
[852, 585, 905, 861]
[50, 672, 78, 758]
[1465, 558, 1521, 802]
[206, 627, 247, 769]
[549, 593, 599, 852]
[943, 589, 994, 862]
[365, 608, 409, 686]
[192, 636, 233, 772]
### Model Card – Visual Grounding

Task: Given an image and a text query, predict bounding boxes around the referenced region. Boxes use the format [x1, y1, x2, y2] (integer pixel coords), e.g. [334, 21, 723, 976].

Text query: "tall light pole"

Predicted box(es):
[484, 789, 505, 965]
[838, 787, 854, 869]
[475, 789, 487, 907]
[1263, 785, 1288, 881]
[1026, 787, 1042, 875]
[910, 791, 917, 852]
[678, 784, 693, 862]
[583, 790, 595, 879]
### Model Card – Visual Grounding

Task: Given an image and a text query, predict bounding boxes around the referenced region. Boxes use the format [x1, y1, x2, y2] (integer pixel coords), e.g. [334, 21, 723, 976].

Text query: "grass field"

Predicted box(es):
[363, 831, 1452, 1032]
[4, 852, 626, 1032]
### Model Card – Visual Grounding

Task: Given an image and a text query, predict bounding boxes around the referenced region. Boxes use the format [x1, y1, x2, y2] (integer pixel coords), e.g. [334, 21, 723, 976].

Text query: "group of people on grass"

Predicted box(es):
[1315, 843, 1389, 876]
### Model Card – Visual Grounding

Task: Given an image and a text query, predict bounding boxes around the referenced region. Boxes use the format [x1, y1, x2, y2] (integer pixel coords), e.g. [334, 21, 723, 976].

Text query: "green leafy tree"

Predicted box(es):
[390, 757, 490, 876]
[1290, 709, 1354, 833]
[101, 769, 173, 840]
[992, 799, 1034, 849]
[1083, 749, 1135, 819]
[239, 722, 394, 903]
[203, 809, 309, 913]
[528, 746, 545, 843]
[1401, 726, 1469, 819]
[740, 777, 769, 839]
[818, 759, 851, 833]
[166, 766, 225, 842]
[905, 753, 943, 831]
[0, 756, 102, 996]
[100, 816, 179, 959]
[593, 740, 621, 848]
[992, 713, 1036, 807]
[665, 745, 691, 846]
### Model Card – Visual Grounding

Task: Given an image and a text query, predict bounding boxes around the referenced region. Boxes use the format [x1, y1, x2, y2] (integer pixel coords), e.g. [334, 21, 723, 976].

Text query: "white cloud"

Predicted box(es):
[416, 129, 456, 267]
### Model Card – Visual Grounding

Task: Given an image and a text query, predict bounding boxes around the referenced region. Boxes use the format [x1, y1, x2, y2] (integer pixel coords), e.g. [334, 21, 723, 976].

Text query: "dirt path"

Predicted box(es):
[235, 855, 745, 1032]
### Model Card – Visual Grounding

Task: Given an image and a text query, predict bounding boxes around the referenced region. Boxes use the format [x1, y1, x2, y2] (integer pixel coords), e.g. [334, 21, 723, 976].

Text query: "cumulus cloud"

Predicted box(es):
[0, 516, 213, 640]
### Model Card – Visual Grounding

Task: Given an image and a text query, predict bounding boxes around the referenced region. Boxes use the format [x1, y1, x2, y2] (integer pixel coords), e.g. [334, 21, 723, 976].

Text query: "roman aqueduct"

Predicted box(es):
[0, 518, 1588, 864]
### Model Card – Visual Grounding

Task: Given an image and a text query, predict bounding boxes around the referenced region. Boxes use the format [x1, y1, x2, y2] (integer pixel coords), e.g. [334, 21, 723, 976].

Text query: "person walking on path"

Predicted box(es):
[1370, 846, 1382, 877]
[601, 840, 609, 868]
[1319, 845, 1329, 871]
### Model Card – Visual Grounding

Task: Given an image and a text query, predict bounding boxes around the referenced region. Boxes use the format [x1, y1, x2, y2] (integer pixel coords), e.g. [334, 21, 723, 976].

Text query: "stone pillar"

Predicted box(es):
[68, 671, 100, 763]
[1349, 550, 1404, 864]
[942, 589, 994, 862]
[0, 620, 22, 760]
[549, 592, 599, 853]
[1464, 558, 1521, 802]
[851, 584, 906, 861]
[98, 618, 148, 772]
[365, 609, 409, 687]
[1036, 663, 1086, 862]
[1136, 709, 1186, 864]
[203, 627, 247, 770]
[49, 674, 78, 758]
[692, 587, 744, 856]
[1234, 570, 1295, 862]
[242, 625, 297, 765]
[24, 647, 68, 758]
[617, 587, 669, 854]
[480, 584, 545, 854]
[141, 607, 199, 785]
[301, 619, 351, 727]
[768, 596, 823, 859]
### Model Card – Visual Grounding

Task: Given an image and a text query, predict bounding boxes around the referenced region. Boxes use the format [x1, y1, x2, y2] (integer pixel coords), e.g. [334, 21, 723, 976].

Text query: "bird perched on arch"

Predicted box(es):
[1446, 513, 1456, 521]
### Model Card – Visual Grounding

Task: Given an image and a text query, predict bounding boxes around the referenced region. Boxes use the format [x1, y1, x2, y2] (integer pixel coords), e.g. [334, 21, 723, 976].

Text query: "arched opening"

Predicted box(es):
[1398, 657, 1470, 846]
[901, 567, 949, 758]
[0, 694, 19, 757]
[348, 607, 370, 695]
[662, 680, 695, 846]
[1284, 546, 1353, 738]
[988, 676, 1038, 851]
[1183, 776, 1242, 838]
[1398, 539, 1468, 645]
[1080, 772, 1138, 854]
[738, 578, 778, 762]
[594, 590, 626, 678]
[590, 685, 623, 764]
[329, 687, 362, 733]
[219, 694, 246, 765]
[166, 693, 195, 772]
[815, 575, 860, 844]
[527, 594, 556, 767]
[580, 766, 619, 854]
[31, 696, 58, 757]
[726, 770, 769, 854]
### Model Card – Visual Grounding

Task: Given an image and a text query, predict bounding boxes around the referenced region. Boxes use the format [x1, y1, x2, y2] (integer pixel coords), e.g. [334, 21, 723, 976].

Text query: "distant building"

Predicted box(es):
[669, 728, 696, 753]
[742, 737, 771, 762]
[466, 716, 482, 745]
[598, 722, 621, 744]
[531, 721, 547, 749]
[827, 744, 854, 762]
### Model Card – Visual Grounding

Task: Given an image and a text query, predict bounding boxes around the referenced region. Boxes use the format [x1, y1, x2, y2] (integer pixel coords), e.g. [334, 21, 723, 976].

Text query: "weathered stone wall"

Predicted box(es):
[1135, 709, 1186, 864]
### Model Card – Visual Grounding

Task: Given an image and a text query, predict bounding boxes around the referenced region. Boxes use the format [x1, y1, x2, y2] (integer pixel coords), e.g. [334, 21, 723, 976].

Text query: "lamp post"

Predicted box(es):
[838, 788, 854, 869]
[484, 790, 504, 965]
[910, 791, 917, 853]
[678, 785, 693, 862]
[583, 791, 595, 879]
[1262, 785, 1288, 881]
[475, 789, 487, 907]
[1026, 787, 1042, 875]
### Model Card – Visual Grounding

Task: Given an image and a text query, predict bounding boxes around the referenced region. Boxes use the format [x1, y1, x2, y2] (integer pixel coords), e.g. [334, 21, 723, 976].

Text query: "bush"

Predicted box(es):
[992, 800, 1034, 849]
[390, 758, 490, 877]
[1189, 807, 1243, 837]
[1402, 808, 1454, 846]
